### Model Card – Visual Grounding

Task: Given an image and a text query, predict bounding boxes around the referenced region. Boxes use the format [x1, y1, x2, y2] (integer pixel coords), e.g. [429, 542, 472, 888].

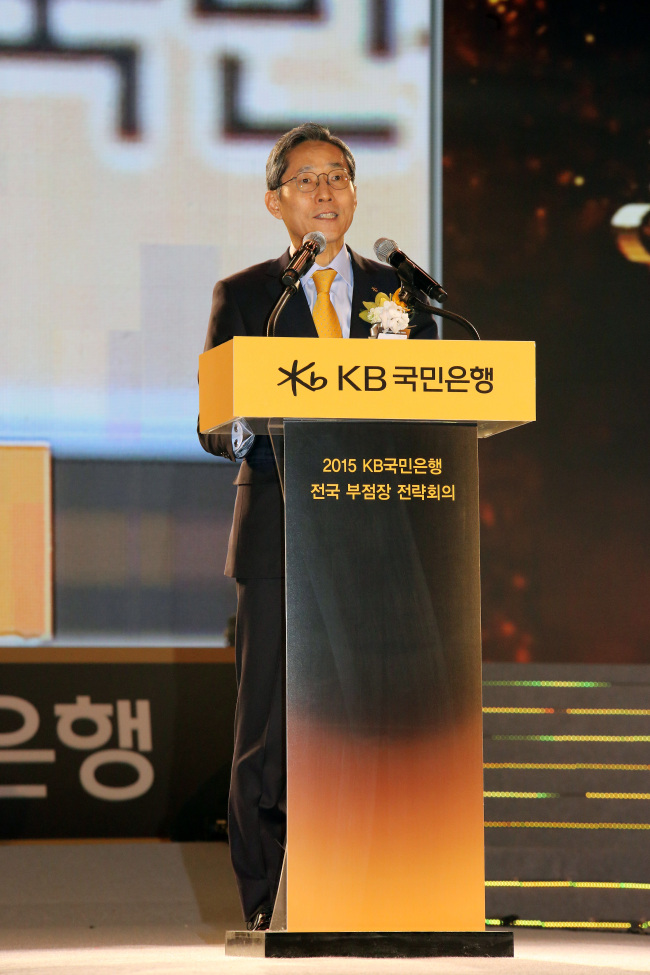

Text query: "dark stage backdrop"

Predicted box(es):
[444, 0, 650, 665]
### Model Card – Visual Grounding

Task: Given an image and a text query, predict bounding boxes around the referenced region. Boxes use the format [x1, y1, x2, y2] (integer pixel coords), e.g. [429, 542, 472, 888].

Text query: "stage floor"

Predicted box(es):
[0, 842, 647, 974]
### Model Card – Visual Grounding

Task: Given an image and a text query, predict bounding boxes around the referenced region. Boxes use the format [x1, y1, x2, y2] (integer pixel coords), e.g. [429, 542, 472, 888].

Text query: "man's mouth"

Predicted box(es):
[314, 212, 338, 220]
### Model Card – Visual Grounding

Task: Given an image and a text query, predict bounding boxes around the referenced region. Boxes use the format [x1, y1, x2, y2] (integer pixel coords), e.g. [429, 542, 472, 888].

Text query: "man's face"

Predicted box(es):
[265, 140, 357, 263]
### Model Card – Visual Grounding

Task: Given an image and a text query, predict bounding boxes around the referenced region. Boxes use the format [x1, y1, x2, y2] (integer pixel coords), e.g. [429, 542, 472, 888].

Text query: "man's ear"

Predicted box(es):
[265, 190, 283, 220]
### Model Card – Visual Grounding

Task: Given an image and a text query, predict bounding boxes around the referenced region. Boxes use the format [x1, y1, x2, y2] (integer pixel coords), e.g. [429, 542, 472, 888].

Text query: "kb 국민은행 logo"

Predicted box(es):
[278, 360, 389, 396]
[277, 360, 327, 396]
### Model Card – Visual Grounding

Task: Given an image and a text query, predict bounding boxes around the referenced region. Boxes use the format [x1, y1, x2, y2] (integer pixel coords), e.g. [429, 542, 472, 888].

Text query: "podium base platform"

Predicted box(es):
[225, 930, 514, 959]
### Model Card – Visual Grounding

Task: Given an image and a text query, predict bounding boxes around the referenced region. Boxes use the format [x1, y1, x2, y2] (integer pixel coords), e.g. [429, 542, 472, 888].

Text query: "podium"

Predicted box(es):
[199, 337, 535, 958]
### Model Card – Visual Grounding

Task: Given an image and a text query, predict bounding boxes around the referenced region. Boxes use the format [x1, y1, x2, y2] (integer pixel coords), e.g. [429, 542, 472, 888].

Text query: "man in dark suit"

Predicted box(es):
[199, 123, 437, 930]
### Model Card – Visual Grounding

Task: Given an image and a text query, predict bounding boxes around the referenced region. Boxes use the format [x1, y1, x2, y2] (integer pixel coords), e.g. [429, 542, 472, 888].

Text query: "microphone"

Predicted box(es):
[374, 238, 447, 302]
[281, 231, 326, 289]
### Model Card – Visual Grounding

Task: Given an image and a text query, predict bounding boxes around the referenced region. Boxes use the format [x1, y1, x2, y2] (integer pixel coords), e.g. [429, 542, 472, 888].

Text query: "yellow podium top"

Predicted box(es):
[199, 337, 535, 438]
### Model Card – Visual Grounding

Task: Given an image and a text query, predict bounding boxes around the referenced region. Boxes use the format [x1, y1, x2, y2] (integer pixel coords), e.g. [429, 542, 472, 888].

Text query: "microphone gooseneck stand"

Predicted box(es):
[265, 285, 297, 481]
[268, 232, 326, 335]
[398, 286, 481, 341]
[266, 285, 297, 337]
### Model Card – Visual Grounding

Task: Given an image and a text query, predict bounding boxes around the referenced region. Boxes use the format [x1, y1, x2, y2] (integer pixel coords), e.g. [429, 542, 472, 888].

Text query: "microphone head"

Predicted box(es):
[303, 231, 326, 254]
[374, 237, 398, 263]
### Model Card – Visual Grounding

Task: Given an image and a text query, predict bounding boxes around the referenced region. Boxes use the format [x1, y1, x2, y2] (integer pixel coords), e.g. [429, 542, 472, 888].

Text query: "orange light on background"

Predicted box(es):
[0, 445, 52, 640]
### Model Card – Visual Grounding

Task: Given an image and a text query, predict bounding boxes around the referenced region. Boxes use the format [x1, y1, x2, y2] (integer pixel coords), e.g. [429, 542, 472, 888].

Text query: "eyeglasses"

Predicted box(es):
[278, 169, 352, 193]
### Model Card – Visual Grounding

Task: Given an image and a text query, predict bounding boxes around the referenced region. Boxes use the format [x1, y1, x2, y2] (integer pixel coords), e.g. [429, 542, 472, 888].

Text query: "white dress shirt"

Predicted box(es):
[299, 244, 354, 339]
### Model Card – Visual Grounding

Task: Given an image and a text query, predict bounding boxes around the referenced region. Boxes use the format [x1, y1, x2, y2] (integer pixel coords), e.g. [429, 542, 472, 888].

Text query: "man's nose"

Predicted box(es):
[316, 175, 333, 199]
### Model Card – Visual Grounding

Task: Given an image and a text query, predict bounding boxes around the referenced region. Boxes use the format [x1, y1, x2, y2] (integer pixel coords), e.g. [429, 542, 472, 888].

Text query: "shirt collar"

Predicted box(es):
[300, 243, 353, 288]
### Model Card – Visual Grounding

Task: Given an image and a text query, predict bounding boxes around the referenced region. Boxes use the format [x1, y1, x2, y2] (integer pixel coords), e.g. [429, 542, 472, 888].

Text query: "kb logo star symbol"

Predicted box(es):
[278, 360, 328, 396]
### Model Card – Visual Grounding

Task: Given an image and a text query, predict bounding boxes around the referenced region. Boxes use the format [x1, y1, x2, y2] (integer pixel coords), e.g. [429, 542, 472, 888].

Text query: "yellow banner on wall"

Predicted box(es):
[199, 337, 535, 438]
[0, 445, 52, 640]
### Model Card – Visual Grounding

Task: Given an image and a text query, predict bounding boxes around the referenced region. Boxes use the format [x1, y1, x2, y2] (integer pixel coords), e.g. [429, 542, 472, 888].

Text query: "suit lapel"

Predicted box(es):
[349, 248, 374, 339]
[264, 250, 318, 338]
[263, 246, 377, 339]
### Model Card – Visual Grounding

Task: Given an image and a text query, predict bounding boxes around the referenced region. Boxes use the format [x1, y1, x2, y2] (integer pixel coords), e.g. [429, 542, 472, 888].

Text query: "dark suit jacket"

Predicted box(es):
[198, 247, 438, 578]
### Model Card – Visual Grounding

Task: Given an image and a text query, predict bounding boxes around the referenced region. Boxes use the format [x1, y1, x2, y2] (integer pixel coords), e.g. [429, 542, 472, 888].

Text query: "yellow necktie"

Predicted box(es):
[312, 268, 342, 338]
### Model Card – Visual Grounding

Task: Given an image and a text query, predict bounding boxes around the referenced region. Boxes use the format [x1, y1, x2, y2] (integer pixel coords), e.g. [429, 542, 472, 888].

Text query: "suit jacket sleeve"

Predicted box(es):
[197, 279, 247, 461]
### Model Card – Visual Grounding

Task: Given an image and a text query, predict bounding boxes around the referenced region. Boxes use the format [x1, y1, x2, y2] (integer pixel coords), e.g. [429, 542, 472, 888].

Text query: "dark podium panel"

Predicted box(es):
[283, 421, 485, 932]
[226, 930, 513, 959]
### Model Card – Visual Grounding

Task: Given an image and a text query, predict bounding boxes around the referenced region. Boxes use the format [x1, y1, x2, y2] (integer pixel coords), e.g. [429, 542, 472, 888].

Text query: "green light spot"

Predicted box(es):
[482, 680, 610, 688]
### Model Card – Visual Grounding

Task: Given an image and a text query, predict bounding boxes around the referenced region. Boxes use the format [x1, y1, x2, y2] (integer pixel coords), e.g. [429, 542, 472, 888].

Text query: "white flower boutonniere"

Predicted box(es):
[359, 290, 411, 335]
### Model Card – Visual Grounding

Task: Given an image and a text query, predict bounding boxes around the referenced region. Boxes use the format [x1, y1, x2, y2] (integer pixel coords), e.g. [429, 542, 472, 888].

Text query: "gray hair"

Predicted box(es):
[265, 123, 356, 190]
